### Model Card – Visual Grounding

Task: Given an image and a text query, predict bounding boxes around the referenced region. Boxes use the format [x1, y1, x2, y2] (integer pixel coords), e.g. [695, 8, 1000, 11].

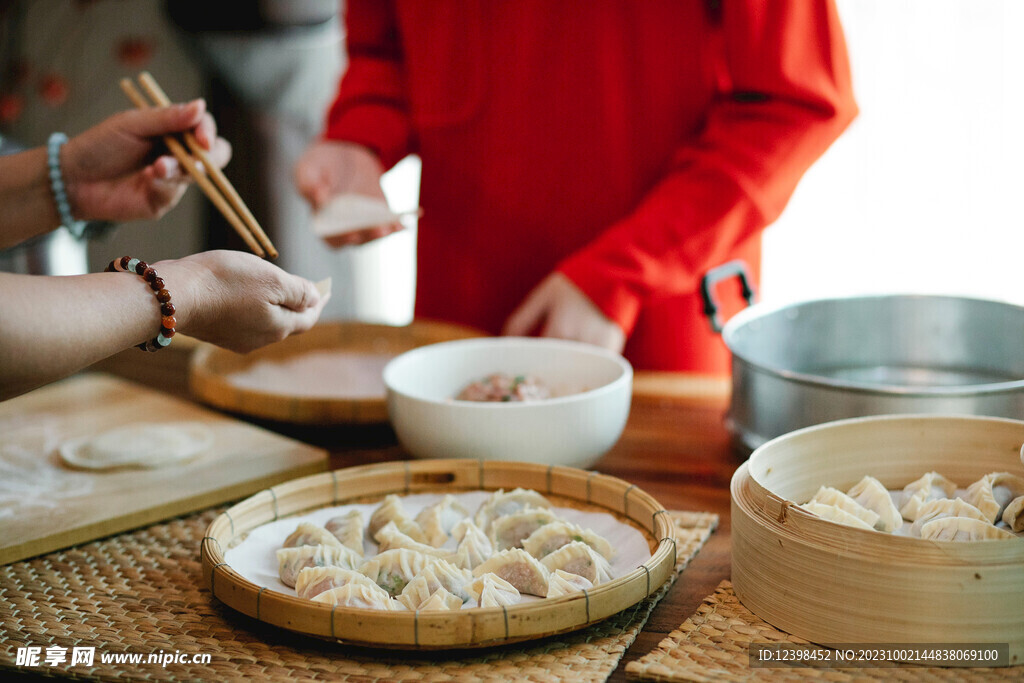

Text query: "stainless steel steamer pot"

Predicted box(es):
[708, 282, 1024, 452]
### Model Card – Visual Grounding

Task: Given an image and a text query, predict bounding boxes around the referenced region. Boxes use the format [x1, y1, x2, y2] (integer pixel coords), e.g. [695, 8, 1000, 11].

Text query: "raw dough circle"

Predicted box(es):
[59, 422, 214, 470]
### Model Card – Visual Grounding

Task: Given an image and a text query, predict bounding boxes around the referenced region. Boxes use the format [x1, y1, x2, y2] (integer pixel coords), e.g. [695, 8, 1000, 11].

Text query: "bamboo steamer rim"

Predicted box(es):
[188, 319, 485, 425]
[201, 459, 677, 650]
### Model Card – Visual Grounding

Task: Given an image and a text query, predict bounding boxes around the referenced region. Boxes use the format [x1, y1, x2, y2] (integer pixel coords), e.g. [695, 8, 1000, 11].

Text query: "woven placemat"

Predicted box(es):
[626, 581, 1023, 682]
[1, 508, 717, 682]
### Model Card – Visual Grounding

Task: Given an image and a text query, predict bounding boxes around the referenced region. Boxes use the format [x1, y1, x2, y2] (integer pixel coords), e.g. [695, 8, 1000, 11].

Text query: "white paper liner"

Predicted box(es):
[224, 491, 653, 607]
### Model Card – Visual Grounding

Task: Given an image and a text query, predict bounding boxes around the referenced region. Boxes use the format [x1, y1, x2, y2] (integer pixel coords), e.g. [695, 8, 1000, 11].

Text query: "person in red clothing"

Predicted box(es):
[295, 0, 857, 373]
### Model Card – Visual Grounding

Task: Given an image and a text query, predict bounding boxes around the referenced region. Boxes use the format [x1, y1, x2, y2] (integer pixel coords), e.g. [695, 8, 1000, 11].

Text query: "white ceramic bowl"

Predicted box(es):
[383, 338, 633, 468]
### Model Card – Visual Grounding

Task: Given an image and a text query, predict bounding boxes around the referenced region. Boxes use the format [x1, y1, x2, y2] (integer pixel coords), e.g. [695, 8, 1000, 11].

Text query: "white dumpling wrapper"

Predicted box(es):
[59, 422, 213, 470]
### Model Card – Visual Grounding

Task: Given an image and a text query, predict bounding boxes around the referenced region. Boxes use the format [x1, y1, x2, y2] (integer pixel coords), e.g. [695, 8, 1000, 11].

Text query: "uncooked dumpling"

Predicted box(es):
[59, 422, 213, 470]
[489, 507, 559, 550]
[539, 541, 613, 584]
[415, 495, 470, 547]
[472, 548, 549, 597]
[294, 566, 383, 600]
[276, 544, 361, 587]
[451, 519, 493, 569]
[283, 523, 344, 550]
[359, 549, 438, 595]
[311, 583, 404, 610]
[467, 573, 520, 607]
[325, 510, 365, 555]
[522, 520, 615, 560]
[474, 488, 552, 532]
[546, 569, 594, 598]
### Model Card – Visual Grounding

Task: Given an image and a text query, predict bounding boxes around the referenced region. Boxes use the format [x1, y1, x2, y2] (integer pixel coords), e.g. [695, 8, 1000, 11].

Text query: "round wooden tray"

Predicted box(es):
[731, 415, 1024, 666]
[201, 459, 677, 650]
[188, 320, 483, 424]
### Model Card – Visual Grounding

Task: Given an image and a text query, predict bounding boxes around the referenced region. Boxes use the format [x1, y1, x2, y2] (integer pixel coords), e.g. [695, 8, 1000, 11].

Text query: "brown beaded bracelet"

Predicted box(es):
[105, 256, 176, 352]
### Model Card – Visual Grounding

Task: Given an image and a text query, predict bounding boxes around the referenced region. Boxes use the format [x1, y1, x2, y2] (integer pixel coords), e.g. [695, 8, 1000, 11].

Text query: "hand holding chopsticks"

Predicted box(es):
[119, 72, 278, 259]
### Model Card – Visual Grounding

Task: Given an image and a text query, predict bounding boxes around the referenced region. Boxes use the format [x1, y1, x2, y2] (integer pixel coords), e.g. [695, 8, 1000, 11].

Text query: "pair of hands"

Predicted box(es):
[63, 103, 325, 353]
[293, 141, 626, 352]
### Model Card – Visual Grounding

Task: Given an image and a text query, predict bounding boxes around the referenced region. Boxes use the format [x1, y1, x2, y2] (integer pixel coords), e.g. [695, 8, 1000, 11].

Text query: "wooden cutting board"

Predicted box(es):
[0, 373, 327, 565]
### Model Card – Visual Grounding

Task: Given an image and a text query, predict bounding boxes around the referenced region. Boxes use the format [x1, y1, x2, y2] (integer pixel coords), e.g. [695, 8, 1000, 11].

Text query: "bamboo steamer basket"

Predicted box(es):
[731, 415, 1024, 666]
[189, 320, 483, 424]
[201, 459, 677, 649]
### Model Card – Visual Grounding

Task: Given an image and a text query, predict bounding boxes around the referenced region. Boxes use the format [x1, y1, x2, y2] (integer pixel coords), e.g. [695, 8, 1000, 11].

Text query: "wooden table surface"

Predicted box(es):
[87, 343, 741, 682]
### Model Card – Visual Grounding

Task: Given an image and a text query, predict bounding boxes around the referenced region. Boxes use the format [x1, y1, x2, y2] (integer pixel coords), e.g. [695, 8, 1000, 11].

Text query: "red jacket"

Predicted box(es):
[325, 0, 856, 372]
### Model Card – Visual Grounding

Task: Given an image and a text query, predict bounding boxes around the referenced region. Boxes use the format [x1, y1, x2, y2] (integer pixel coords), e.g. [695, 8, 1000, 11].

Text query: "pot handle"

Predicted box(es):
[700, 260, 756, 333]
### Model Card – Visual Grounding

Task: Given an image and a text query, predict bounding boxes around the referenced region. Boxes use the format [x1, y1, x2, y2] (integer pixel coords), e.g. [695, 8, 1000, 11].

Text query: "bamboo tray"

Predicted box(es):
[731, 415, 1024, 667]
[201, 459, 677, 649]
[189, 320, 483, 424]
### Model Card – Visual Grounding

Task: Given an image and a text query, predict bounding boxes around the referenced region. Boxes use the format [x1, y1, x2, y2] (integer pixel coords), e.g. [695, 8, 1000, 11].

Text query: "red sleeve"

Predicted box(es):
[323, 0, 414, 169]
[558, 0, 858, 336]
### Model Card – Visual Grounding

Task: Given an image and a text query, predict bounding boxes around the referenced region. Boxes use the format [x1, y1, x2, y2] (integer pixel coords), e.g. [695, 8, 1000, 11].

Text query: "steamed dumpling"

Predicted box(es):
[311, 583, 404, 610]
[467, 573, 520, 607]
[899, 472, 957, 522]
[324, 510, 365, 555]
[295, 566, 387, 600]
[539, 541, 613, 584]
[800, 502, 875, 531]
[546, 569, 594, 598]
[963, 473, 1024, 523]
[489, 507, 559, 550]
[1003, 495, 1024, 532]
[908, 497, 988, 537]
[474, 488, 552, 532]
[276, 544, 361, 587]
[282, 522, 343, 550]
[808, 486, 880, 529]
[919, 516, 1016, 542]
[845, 476, 903, 532]
[472, 548, 549, 596]
[415, 495, 470, 547]
[522, 520, 615, 560]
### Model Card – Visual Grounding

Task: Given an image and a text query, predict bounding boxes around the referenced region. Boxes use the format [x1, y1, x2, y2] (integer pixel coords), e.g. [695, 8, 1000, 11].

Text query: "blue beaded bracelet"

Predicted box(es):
[47, 132, 88, 239]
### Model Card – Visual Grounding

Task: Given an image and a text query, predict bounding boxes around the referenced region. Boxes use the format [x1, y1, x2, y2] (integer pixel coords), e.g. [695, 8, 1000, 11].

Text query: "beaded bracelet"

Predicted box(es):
[105, 256, 176, 352]
[47, 132, 88, 239]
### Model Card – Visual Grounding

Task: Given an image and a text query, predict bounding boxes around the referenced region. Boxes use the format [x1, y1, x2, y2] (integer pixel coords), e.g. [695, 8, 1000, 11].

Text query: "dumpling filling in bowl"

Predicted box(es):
[456, 373, 551, 402]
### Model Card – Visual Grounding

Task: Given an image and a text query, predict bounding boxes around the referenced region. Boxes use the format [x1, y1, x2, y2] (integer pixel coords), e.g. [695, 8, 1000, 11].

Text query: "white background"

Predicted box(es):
[761, 0, 1024, 306]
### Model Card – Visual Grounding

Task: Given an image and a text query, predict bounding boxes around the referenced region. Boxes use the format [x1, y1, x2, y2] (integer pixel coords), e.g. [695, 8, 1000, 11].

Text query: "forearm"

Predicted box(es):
[0, 148, 63, 250]
[0, 264, 196, 400]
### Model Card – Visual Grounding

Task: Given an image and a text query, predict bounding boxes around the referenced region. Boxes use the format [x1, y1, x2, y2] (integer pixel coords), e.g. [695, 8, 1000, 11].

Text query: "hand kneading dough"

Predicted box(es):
[59, 422, 214, 470]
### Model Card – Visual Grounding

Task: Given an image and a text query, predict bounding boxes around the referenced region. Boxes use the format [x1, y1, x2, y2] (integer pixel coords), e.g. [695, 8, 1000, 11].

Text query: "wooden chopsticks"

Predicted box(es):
[119, 72, 278, 259]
